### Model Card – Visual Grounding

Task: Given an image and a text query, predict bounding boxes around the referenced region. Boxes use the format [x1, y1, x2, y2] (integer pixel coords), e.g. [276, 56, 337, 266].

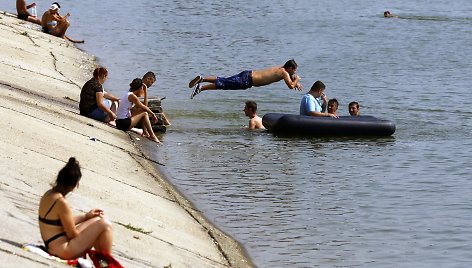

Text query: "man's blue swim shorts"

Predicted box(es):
[215, 70, 253, 90]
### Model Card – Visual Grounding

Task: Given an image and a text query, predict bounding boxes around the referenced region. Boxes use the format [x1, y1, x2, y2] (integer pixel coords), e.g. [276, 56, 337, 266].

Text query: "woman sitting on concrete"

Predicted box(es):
[38, 157, 113, 259]
[115, 78, 161, 143]
[79, 67, 120, 123]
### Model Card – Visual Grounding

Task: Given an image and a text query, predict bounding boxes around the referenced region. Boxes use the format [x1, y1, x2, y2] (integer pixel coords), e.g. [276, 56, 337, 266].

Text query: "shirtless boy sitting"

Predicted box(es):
[16, 0, 41, 25]
[189, 59, 302, 99]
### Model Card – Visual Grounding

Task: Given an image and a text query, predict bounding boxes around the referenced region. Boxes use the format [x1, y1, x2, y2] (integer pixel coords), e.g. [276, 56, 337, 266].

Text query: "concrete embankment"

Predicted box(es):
[0, 12, 253, 268]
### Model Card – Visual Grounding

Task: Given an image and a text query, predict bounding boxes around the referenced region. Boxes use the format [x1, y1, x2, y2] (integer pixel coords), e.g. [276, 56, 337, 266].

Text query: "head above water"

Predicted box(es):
[52, 157, 81, 196]
[328, 98, 339, 114]
[348, 101, 360, 116]
[244, 100, 258, 116]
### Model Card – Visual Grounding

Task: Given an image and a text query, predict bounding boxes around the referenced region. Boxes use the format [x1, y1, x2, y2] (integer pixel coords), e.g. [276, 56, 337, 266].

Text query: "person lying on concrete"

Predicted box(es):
[41, 2, 84, 43]
[80, 67, 120, 123]
[16, 0, 41, 25]
[348, 101, 360, 116]
[141, 71, 171, 126]
[188, 59, 303, 99]
[327, 98, 339, 116]
[244, 100, 265, 129]
[115, 78, 161, 143]
[299, 80, 338, 118]
[38, 157, 113, 259]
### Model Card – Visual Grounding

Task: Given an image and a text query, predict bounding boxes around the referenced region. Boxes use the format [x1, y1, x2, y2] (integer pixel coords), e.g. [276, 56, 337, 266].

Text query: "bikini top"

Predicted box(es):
[38, 198, 63, 226]
[47, 20, 58, 27]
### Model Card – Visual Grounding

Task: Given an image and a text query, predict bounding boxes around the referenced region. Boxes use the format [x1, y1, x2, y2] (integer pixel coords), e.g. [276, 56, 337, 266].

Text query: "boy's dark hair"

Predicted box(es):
[283, 59, 297, 69]
[52, 157, 81, 195]
[129, 78, 143, 91]
[328, 98, 339, 107]
[52, 2, 61, 8]
[310, 80, 325, 91]
[245, 101, 257, 112]
[349, 101, 359, 108]
[143, 71, 156, 80]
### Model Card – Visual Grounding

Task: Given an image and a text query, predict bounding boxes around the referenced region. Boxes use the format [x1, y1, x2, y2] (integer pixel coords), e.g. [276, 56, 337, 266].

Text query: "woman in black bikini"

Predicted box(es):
[38, 157, 113, 259]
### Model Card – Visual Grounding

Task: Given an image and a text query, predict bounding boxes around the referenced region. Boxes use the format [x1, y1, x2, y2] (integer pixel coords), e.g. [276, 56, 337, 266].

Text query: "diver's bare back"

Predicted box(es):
[251, 66, 286, 87]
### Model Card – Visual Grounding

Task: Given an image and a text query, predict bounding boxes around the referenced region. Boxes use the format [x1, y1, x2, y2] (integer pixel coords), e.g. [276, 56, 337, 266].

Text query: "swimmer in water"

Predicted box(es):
[384, 11, 399, 18]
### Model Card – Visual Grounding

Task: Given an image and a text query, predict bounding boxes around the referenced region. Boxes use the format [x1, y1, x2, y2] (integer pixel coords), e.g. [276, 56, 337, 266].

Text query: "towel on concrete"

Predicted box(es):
[22, 244, 93, 267]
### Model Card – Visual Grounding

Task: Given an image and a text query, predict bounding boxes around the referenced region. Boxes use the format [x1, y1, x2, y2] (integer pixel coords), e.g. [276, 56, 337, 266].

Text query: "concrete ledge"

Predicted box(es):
[0, 12, 253, 268]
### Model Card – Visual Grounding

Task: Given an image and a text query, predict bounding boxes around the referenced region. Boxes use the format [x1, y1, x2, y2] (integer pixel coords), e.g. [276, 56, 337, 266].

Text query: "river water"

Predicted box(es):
[2, 0, 472, 267]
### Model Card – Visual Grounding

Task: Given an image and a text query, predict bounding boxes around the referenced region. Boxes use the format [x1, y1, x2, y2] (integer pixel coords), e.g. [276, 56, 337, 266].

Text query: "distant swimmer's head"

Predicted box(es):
[384, 11, 392, 17]
[50, 2, 61, 11]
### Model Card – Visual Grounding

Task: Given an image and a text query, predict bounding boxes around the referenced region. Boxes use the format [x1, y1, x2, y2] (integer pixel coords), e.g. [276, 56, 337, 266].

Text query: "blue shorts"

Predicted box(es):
[86, 99, 112, 121]
[215, 70, 253, 90]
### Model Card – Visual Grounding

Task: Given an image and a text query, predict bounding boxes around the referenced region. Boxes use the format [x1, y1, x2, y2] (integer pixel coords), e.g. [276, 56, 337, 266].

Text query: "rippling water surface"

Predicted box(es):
[2, 0, 472, 266]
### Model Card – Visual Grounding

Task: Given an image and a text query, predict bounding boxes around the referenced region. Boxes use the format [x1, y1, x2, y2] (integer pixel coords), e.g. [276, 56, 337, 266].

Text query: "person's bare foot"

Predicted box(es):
[65, 36, 85, 43]
[148, 135, 161, 144]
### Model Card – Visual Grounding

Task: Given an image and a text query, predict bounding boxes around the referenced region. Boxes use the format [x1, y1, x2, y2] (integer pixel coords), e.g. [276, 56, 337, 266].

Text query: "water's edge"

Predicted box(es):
[0, 9, 253, 266]
[133, 137, 255, 267]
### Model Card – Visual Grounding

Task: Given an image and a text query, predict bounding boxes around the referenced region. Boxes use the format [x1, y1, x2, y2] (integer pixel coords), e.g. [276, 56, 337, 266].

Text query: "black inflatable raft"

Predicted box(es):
[262, 113, 395, 136]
